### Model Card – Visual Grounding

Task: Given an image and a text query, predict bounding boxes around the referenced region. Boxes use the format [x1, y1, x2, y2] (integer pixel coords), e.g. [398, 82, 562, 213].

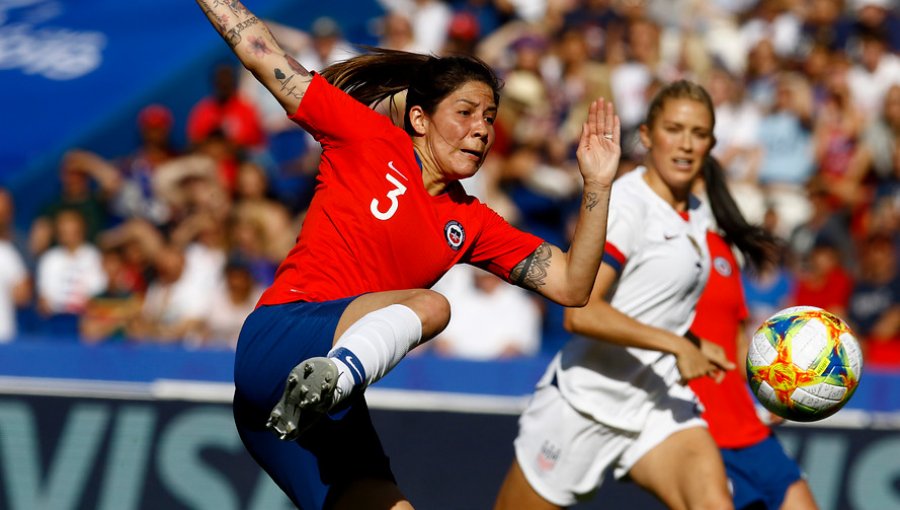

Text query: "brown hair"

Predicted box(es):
[320, 47, 502, 135]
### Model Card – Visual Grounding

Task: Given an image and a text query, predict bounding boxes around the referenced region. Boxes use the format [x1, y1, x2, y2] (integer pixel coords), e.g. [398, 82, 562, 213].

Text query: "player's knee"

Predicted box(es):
[405, 289, 450, 338]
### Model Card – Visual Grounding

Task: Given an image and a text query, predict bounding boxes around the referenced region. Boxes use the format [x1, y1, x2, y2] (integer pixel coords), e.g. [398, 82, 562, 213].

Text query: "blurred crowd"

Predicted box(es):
[0, 0, 897, 368]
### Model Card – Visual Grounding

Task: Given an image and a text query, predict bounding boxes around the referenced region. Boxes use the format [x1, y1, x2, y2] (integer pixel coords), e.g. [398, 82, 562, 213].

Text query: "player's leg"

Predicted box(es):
[494, 461, 560, 510]
[627, 426, 733, 510]
[234, 299, 412, 509]
[495, 381, 622, 510]
[780, 479, 817, 510]
[268, 289, 449, 439]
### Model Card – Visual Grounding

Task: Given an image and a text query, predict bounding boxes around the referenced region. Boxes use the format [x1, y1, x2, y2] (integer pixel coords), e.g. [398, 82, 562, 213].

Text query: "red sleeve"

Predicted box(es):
[289, 73, 396, 148]
[464, 203, 543, 280]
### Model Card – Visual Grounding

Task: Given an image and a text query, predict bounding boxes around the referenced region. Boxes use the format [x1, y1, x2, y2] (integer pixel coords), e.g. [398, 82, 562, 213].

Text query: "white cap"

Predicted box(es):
[854, 0, 894, 10]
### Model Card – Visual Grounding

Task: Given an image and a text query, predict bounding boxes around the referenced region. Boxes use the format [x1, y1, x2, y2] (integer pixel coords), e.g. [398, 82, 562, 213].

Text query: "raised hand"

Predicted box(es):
[575, 97, 621, 188]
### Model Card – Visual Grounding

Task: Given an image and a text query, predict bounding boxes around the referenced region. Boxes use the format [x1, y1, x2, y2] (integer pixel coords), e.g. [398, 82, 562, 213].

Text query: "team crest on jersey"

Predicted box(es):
[444, 220, 465, 250]
[713, 256, 732, 277]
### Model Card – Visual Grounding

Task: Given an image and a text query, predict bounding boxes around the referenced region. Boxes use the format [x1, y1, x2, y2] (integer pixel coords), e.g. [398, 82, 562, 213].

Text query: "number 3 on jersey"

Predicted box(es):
[370, 172, 407, 221]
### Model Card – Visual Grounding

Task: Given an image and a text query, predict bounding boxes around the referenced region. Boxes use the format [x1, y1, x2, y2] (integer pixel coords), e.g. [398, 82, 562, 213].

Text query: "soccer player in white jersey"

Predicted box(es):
[495, 81, 777, 510]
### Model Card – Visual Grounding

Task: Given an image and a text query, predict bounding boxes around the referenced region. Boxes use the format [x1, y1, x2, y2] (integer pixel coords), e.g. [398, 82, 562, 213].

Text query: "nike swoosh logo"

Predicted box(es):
[388, 161, 408, 181]
[664, 234, 677, 240]
[345, 355, 363, 379]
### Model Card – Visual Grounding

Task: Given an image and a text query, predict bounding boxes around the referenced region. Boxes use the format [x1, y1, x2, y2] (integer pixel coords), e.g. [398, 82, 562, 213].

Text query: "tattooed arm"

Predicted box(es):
[196, 0, 310, 114]
[509, 98, 620, 307]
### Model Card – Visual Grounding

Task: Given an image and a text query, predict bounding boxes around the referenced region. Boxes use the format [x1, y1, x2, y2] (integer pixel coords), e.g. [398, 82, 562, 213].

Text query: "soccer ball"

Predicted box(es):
[746, 306, 863, 422]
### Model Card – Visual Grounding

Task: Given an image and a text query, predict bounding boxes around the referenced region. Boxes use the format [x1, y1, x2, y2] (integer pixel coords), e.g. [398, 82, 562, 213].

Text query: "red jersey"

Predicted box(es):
[258, 74, 543, 306]
[187, 95, 266, 149]
[688, 231, 771, 449]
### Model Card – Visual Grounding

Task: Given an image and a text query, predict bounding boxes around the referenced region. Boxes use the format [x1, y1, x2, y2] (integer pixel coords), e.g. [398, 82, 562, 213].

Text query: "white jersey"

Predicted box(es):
[548, 167, 711, 432]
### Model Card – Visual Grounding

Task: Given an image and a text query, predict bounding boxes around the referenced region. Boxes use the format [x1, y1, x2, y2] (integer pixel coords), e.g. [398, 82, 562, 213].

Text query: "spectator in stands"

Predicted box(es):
[792, 238, 854, 318]
[127, 243, 208, 343]
[706, 66, 765, 224]
[109, 104, 179, 226]
[28, 150, 118, 257]
[848, 233, 900, 366]
[552, 25, 615, 151]
[431, 265, 542, 359]
[611, 18, 664, 147]
[35, 209, 107, 336]
[380, 10, 429, 53]
[813, 59, 865, 204]
[227, 211, 280, 286]
[846, 25, 900, 122]
[152, 151, 231, 225]
[744, 39, 783, 112]
[79, 246, 142, 344]
[739, 0, 802, 61]
[0, 187, 30, 266]
[232, 161, 295, 262]
[788, 177, 856, 271]
[442, 11, 481, 56]
[171, 210, 228, 299]
[851, 0, 900, 52]
[755, 72, 816, 238]
[379, 0, 453, 55]
[0, 189, 31, 342]
[844, 83, 900, 204]
[200, 256, 263, 349]
[799, 0, 855, 54]
[187, 62, 266, 152]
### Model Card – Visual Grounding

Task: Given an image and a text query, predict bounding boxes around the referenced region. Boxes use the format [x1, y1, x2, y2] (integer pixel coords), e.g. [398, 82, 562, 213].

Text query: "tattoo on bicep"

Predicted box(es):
[273, 68, 303, 100]
[510, 242, 552, 291]
[585, 191, 599, 211]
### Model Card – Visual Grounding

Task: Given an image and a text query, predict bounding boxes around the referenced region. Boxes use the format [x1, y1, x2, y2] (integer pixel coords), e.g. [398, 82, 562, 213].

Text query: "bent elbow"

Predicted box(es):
[562, 307, 586, 334]
[557, 289, 590, 308]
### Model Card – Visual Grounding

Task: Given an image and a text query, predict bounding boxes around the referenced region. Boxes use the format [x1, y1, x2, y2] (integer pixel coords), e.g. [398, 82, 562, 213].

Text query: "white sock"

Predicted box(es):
[327, 304, 423, 404]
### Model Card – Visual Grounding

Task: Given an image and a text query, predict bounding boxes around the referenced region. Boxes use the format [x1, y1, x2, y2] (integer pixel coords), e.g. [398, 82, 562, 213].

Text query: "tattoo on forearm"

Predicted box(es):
[248, 35, 271, 56]
[273, 68, 303, 99]
[224, 16, 260, 47]
[285, 53, 310, 77]
[510, 242, 552, 291]
[585, 191, 599, 211]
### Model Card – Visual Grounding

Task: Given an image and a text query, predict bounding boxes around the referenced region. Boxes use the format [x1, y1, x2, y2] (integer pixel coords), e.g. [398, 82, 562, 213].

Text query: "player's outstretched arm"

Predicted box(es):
[509, 98, 620, 306]
[564, 265, 733, 382]
[195, 0, 311, 114]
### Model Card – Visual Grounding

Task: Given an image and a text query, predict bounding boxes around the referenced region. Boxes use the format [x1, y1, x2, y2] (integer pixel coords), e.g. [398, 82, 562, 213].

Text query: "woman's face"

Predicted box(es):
[419, 80, 497, 181]
[640, 97, 713, 195]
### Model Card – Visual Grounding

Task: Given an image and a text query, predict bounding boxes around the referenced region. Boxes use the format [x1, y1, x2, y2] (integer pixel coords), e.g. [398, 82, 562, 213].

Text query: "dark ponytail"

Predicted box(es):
[702, 156, 778, 271]
[320, 46, 501, 135]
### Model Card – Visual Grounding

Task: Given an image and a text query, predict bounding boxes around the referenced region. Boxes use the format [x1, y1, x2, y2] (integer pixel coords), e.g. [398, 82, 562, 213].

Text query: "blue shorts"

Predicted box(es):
[721, 435, 803, 510]
[232, 298, 394, 510]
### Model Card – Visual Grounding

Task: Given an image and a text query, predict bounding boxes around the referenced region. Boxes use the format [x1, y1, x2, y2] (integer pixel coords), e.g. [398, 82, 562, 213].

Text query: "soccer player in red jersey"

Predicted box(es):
[196, 2, 621, 509]
[689, 230, 818, 510]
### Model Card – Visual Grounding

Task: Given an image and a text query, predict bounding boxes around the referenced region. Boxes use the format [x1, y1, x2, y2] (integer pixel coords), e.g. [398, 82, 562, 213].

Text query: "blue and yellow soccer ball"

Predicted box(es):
[746, 306, 863, 422]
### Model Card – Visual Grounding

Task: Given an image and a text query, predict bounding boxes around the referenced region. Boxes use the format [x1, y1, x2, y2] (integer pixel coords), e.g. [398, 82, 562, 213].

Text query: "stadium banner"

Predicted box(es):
[0, 339, 897, 509]
[0, 392, 896, 510]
